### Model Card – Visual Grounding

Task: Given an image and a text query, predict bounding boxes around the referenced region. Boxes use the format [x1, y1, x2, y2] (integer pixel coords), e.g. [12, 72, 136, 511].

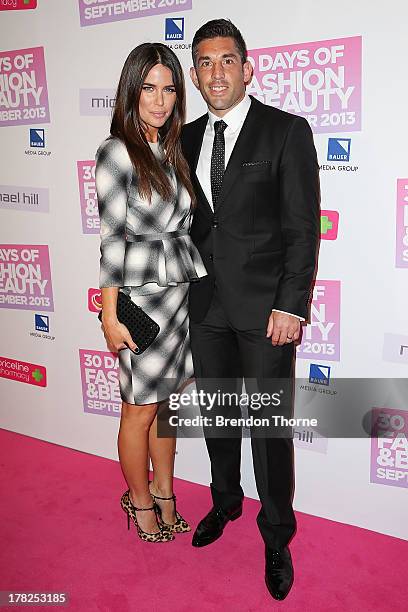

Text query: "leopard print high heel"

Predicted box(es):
[120, 490, 174, 543]
[149, 485, 191, 533]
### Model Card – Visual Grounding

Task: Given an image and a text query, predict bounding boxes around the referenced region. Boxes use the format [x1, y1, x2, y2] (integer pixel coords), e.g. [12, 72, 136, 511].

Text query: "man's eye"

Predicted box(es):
[224, 58, 234, 65]
[200, 61, 211, 68]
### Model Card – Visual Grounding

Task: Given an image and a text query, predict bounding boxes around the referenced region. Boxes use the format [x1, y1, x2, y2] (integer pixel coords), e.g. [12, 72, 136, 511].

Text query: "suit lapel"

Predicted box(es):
[187, 114, 213, 219]
[215, 97, 259, 212]
[189, 114, 208, 172]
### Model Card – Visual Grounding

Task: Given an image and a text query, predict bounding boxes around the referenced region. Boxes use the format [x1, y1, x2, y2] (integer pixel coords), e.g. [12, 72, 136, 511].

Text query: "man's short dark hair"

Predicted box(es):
[192, 19, 247, 66]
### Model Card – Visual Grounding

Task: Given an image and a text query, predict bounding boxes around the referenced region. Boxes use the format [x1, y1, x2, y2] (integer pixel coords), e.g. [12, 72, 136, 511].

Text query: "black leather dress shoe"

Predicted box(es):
[265, 545, 294, 600]
[192, 504, 242, 547]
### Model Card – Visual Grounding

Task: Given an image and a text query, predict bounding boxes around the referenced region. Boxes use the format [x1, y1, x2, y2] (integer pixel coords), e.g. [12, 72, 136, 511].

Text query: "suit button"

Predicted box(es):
[209, 254, 213, 261]
[212, 217, 218, 228]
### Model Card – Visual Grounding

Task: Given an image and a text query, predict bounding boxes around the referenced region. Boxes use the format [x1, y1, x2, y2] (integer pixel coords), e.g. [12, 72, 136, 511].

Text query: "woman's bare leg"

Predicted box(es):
[118, 400, 160, 533]
[148, 400, 177, 524]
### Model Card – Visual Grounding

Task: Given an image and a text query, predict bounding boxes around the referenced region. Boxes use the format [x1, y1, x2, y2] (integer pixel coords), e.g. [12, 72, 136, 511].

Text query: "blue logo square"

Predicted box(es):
[35, 314, 49, 332]
[165, 17, 184, 40]
[30, 129, 45, 148]
[309, 364, 331, 386]
[327, 138, 351, 162]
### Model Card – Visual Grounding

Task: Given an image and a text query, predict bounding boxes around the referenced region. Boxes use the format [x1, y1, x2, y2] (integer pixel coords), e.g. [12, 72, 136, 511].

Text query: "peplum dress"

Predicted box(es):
[95, 136, 207, 405]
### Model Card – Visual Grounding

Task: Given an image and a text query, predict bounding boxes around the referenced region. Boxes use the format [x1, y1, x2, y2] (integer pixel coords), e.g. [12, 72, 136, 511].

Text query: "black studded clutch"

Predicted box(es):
[98, 290, 160, 355]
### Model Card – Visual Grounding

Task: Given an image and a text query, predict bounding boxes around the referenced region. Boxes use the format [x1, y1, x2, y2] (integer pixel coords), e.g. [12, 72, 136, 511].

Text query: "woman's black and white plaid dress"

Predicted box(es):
[95, 136, 207, 405]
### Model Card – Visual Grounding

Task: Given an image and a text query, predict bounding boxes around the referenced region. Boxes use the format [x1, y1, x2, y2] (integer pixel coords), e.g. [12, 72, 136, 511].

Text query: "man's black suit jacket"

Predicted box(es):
[181, 96, 320, 330]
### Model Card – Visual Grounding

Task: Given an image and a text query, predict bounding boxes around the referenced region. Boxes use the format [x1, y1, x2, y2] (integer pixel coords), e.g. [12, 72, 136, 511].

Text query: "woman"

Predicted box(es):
[95, 43, 207, 543]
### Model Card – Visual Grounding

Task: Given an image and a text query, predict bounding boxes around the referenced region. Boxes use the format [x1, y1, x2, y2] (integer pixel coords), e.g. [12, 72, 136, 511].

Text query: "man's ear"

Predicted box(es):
[243, 60, 253, 86]
[190, 66, 200, 90]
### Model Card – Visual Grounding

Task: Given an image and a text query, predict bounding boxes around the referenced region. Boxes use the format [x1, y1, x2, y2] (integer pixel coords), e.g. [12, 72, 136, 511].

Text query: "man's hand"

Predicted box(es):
[266, 311, 301, 346]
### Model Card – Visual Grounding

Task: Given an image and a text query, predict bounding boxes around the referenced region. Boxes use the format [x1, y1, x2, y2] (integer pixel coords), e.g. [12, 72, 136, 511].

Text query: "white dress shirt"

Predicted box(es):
[195, 94, 304, 322]
[196, 94, 252, 209]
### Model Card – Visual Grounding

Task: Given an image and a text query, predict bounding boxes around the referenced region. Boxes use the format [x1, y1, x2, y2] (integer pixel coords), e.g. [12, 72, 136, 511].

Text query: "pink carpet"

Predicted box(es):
[0, 428, 407, 612]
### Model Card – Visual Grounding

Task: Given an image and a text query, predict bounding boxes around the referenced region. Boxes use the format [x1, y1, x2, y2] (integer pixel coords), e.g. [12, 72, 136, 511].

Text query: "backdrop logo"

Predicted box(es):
[327, 137, 351, 161]
[35, 314, 49, 332]
[77, 161, 99, 233]
[321, 210, 339, 240]
[383, 333, 408, 365]
[0, 0, 37, 10]
[0, 356, 46, 387]
[0, 185, 49, 213]
[88, 288, 102, 312]
[293, 427, 328, 453]
[78, 0, 192, 27]
[0, 47, 50, 127]
[79, 89, 115, 116]
[396, 178, 408, 267]
[30, 128, 45, 148]
[297, 280, 341, 361]
[370, 408, 408, 488]
[248, 36, 362, 133]
[29, 315, 55, 341]
[79, 349, 121, 417]
[165, 17, 184, 40]
[309, 364, 331, 385]
[0, 245, 54, 311]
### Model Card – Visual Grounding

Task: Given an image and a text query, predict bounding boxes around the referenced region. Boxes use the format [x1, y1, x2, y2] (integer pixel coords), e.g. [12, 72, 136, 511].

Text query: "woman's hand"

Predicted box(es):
[101, 317, 138, 353]
[99, 287, 138, 353]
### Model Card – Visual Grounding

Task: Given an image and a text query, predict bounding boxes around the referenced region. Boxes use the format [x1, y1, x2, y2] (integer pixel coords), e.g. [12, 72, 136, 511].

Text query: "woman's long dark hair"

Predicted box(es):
[110, 43, 195, 206]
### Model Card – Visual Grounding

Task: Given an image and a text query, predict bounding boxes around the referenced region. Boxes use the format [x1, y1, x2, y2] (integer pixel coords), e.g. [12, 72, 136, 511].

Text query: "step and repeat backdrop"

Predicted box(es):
[1, 1, 407, 539]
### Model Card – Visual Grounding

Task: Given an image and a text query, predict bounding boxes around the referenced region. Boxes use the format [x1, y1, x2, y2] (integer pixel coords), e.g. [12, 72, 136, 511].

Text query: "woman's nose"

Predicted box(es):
[155, 91, 165, 106]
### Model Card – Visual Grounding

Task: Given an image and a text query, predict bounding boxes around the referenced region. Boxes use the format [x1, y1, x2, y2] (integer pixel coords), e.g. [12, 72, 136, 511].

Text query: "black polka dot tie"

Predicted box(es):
[210, 119, 227, 207]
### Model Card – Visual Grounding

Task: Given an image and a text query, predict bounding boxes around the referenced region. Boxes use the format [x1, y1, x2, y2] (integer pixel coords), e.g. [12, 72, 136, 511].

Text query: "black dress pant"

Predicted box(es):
[189, 284, 296, 550]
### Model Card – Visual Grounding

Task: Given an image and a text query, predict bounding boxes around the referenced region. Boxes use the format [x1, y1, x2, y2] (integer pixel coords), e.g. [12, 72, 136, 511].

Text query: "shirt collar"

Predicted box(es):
[208, 94, 251, 134]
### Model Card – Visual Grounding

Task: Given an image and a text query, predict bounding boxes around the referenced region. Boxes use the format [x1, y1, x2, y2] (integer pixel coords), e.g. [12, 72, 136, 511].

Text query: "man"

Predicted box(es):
[181, 19, 320, 600]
